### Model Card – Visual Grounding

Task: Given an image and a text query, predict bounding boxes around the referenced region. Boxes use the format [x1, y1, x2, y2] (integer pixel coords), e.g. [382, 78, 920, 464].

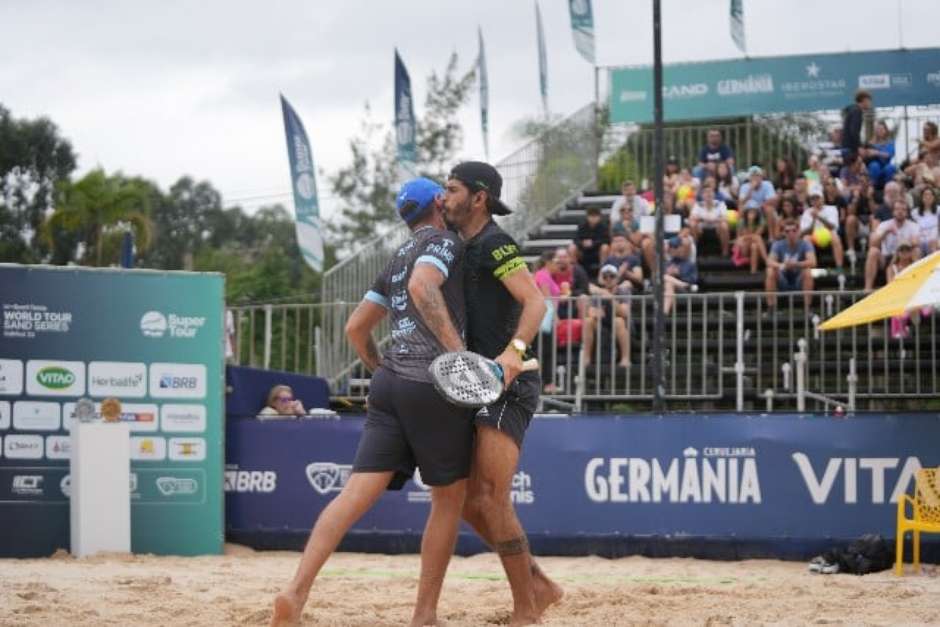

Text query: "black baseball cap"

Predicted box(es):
[447, 161, 512, 215]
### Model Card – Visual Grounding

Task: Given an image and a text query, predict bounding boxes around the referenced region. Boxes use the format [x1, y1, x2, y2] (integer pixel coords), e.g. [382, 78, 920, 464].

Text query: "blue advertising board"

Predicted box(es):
[609, 47, 940, 123]
[226, 414, 940, 559]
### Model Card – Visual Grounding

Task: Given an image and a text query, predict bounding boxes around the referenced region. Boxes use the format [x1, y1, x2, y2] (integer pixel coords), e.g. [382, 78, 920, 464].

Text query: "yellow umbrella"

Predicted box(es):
[820, 251, 940, 331]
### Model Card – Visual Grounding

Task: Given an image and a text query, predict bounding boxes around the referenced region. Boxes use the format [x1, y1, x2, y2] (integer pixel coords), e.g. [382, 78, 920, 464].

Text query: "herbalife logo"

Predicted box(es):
[37, 366, 75, 389]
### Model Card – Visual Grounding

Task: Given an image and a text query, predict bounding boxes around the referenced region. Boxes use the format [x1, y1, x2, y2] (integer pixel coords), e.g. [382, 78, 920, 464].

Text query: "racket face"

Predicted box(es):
[429, 352, 503, 408]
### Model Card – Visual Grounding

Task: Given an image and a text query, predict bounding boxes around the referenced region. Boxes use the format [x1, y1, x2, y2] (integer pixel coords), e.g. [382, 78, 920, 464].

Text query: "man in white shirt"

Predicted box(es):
[864, 199, 921, 290]
[609, 180, 651, 219]
[799, 186, 844, 271]
[689, 185, 730, 256]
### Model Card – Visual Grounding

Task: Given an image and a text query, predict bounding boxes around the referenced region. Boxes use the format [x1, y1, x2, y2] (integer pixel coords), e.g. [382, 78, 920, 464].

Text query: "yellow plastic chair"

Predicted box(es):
[895, 467, 940, 575]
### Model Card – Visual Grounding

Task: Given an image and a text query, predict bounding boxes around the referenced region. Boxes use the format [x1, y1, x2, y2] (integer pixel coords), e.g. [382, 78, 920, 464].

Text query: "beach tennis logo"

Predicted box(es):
[140, 311, 206, 339]
[511, 470, 535, 505]
[305, 462, 352, 495]
[156, 476, 199, 497]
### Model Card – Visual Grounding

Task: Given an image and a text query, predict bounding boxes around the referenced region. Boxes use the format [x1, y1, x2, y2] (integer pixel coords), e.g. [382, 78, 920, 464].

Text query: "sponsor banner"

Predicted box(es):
[25, 360, 85, 397]
[0, 401, 9, 430]
[139, 311, 207, 340]
[62, 401, 157, 432]
[168, 437, 205, 462]
[160, 404, 206, 433]
[12, 401, 60, 431]
[149, 363, 206, 399]
[226, 415, 940, 544]
[224, 465, 277, 494]
[4, 434, 44, 460]
[88, 361, 147, 397]
[0, 359, 24, 395]
[609, 47, 940, 123]
[2, 303, 73, 340]
[130, 436, 167, 461]
[45, 435, 71, 460]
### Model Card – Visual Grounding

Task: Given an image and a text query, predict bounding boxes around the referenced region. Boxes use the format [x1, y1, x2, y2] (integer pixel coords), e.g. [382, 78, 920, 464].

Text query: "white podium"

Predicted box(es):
[70, 422, 131, 557]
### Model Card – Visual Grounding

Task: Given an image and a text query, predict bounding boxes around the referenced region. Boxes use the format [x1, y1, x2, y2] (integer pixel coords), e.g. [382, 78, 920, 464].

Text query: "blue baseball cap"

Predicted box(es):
[397, 177, 443, 225]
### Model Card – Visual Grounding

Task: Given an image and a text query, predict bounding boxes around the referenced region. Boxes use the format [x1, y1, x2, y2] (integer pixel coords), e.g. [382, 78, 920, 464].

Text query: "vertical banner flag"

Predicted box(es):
[279, 95, 324, 273]
[568, 0, 595, 64]
[394, 49, 418, 177]
[536, 2, 549, 116]
[477, 28, 490, 160]
[730, 0, 746, 54]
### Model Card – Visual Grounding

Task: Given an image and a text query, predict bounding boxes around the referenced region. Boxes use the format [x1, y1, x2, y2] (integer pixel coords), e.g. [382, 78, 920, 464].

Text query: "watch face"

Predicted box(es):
[512, 339, 526, 352]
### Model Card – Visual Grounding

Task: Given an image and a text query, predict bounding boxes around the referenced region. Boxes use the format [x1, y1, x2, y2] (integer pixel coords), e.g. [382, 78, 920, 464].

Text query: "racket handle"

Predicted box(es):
[521, 358, 540, 371]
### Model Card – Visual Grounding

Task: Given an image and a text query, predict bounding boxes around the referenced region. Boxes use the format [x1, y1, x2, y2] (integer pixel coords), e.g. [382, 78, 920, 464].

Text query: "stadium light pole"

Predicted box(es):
[651, 0, 666, 412]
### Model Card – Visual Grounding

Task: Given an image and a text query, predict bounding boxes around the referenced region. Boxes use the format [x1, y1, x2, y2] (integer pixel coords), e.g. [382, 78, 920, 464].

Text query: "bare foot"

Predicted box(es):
[508, 613, 540, 627]
[533, 574, 564, 616]
[409, 612, 438, 626]
[270, 592, 302, 627]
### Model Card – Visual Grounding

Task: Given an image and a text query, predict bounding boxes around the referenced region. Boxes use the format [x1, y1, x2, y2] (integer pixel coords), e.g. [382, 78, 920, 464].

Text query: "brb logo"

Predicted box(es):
[306, 462, 352, 495]
[160, 375, 197, 390]
[225, 468, 277, 493]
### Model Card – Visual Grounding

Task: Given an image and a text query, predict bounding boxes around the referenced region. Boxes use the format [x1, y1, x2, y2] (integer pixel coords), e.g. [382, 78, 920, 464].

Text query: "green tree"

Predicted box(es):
[44, 169, 153, 266]
[141, 176, 224, 269]
[0, 104, 77, 263]
[328, 53, 475, 252]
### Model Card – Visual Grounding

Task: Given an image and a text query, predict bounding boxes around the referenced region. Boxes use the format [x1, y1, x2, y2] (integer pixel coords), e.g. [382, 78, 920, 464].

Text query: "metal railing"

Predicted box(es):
[318, 103, 598, 384]
[229, 289, 940, 412]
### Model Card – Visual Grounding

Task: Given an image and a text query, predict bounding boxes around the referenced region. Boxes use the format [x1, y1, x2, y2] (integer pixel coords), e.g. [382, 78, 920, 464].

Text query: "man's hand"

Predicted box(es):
[494, 346, 524, 387]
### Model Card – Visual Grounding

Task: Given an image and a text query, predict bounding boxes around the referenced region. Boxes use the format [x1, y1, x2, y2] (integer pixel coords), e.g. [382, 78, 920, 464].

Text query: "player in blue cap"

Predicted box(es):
[271, 177, 471, 627]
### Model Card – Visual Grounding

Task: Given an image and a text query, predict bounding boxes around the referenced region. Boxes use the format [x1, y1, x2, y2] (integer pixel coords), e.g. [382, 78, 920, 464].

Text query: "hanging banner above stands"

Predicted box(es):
[609, 47, 940, 124]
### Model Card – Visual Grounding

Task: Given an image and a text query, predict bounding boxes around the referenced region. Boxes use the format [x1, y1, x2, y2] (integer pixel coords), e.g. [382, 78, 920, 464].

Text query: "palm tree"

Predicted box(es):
[43, 169, 153, 266]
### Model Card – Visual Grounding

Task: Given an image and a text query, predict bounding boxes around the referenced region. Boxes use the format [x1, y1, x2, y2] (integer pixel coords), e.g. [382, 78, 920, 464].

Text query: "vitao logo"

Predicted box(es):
[306, 462, 352, 495]
[791, 452, 922, 504]
[26, 360, 84, 396]
[140, 311, 168, 337]
[585, 445, 761, 504]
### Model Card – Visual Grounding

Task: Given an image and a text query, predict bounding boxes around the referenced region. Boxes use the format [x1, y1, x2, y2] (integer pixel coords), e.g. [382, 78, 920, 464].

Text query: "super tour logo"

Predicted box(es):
[140, 311, 206, 339]
[585, 447, 761, 504]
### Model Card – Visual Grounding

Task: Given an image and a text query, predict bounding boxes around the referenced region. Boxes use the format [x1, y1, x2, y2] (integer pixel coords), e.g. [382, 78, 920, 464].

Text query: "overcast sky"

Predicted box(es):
[3, 0, 938, 219]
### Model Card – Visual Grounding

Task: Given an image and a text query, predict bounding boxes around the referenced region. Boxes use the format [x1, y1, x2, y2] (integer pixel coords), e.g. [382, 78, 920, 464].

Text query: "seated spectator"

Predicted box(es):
[765, 219, 816, 313]
[917, 121, 940, 162]
[914, 187, 939, 255]
[803, 155, 822, 184]
[663, 235, 698, 315]
[609, 180, 651, 219]
[886, 244, 931, 338]
[791, 175, 811, 209]
[738, 165, 778, 236]
[863, 120, 897, 189]
[258, 385, 306, 417]
[716, 161, 740, 204]
[732, 205, 768, 274]
[689, 185, 730, 256]
[776, 194, 802, 239]
[839, 153, 868, 190]
[871, 181, 903, 232]
[694, 129, 735, 180]
[800, 185, 844, 272]
[550, 246, 590, 321]
[664, 155, 681, 197]
[583, 264, 631, 367]
[569, 205, 609, 277]
[674, 168, 700, 217]
[818, 127, 844, 178]
[610, 201, 645, 251]
[532, 251, 561, 392]
[602, 230, 644, 292]
[865, 199, 922, 290]
[772, 157, 797, 192]
[905, 150, 940, 198]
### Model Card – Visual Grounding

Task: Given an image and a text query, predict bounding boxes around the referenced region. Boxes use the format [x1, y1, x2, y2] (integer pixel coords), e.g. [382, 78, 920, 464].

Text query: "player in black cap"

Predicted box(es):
[444, 161, 563, 624]
[271, 177, 471, 627]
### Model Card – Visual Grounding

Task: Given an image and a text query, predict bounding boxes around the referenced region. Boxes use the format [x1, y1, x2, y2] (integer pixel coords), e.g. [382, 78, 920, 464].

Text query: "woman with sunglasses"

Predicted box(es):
[258, 384, 306, 417]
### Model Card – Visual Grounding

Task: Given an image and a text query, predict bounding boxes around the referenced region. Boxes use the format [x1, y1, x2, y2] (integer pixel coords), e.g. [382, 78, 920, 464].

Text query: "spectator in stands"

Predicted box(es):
[864, 199, 922, 290]
[663, 235, 697, 315]
[738, 165, 778, 236]
[689, 184, 730, 256]
[694, 129, 735, 180]
[842, 90, 872, 165]
[732, 205, 768, 274]
[765, 219, 816, 313]
[887, 243, 917, 338]
[716, 161, 739, 204]
[776, 194, 801, 239]
[533, 251, 561, 393]
[602, 229, 644, 292]
[843, 177, 874, 256]
[800, 185, 844, 273]
[551, 246, 590, 320]
[819, 127, 844, 177]
[664, 155, 681, 197]
[582, 264, 631, 367]
[918, 121, 940, 161]
[674, 168, 700, 217]
[610, 199, 645, 253]
[871, 181, 903, 231]
[905, 150, 940, 198]
[839, 153, 868, 190]
[863, 120, 897, 189]
[792, 175, 810, 210]
[610, 180, 651, 219]
[914, 187, 939, 255]
[803, 155, 822, 184]
[258, 385, 306, 417]
[570, 205, 609, 277]
[773, 158, 797, 192]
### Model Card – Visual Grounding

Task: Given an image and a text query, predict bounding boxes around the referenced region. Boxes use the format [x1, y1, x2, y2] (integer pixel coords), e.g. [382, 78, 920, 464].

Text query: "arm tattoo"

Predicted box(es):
[418, 281, 463, 352]
[495, 535, 530, 557]
[362, 338, 381, 372]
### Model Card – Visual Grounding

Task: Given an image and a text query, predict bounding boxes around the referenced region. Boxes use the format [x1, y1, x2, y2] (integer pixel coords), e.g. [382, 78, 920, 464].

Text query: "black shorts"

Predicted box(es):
[473, 370, 540, 449]
[353, 367, 474, 489]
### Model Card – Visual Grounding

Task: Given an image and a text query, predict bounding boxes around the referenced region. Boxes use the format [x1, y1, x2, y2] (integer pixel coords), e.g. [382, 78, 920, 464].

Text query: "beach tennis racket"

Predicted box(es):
[428, 351, 539, 408]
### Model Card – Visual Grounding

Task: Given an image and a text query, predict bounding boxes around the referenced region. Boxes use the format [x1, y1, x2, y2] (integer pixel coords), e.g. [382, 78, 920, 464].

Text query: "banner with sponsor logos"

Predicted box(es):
[0, 264, 223, 557]
[609, 47, 940, 124]
[226, 413, 940, 557]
